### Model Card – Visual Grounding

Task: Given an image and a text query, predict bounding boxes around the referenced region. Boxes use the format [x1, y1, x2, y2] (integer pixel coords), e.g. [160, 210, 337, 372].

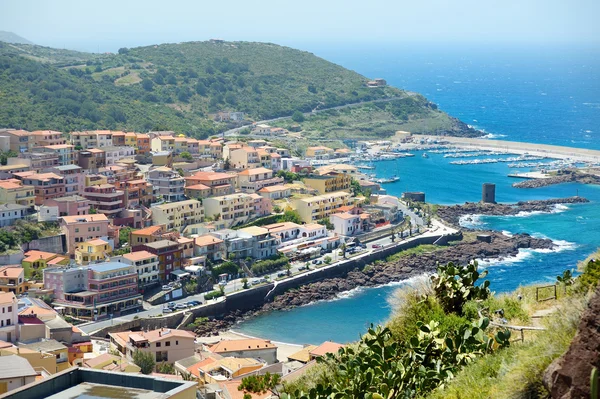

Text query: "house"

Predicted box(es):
[44, 195, 90, 217]
[0, 129, 34, 153]
[334, 148, 353, 158]
[330, 212, 371, 236]
[229, 147, 260, 169]
[41, 144, 76, 166]
[148, 167, 185, 202]
[82, 184, 125, 217]
[103, 146, 136, 165]
[130, 225, 178, 251]
[208, 338, 278, 365]
[193, 235, 226, 263]
[236, 226, 280, 259]
[287, 345, 318, 364]
[249, 193, 272, 217]
[0, 179, 35, 209]
[251, 124, 272, 135]
[303, 172, 352, 195]
[74, 238, 112, 265]
[18, 172, 65, 206]
[188, 356, 264, 385]
[113, 251, 160, 288]
[184, 183, 212, 200]
[315, 163, 358, 176]
[210, 229, 254, 260]
[203, 193, 256, 228]
[257, 184, 291, 200]
[20, 339, 69, 371]
[305, 146, 334, 159]
[110, 328, 196, 365]
[78, 149, 106, 171]
[83, 353, 141, 373]
[139, 240, 183, 281]
[111, 131, 126, 147]
[151, 136, 176, 152]
[0, 292, 18, 342]
[0, 204, 29, 227]
[309, 341, 345, 360]
[59, 214, 110, 255]
[185, 171, 236, 197]
[236, 167, 283, 193]
[0, 355, 37, 394]
[45, 262, 141, 321]
[50, 164, 85, 195]
[293, 191, 354, 223]
[367, 78, 386, 87]
[151, 199, 204, 231]
[21, 250, 68, 279]
[115, 179, 153, 208]
[136, 133, 151, 154]
[0, 267, 25, 296]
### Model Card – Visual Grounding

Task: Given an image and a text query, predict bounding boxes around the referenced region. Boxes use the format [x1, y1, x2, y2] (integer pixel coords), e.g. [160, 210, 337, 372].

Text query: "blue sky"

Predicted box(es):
[1, 0, 598, 52]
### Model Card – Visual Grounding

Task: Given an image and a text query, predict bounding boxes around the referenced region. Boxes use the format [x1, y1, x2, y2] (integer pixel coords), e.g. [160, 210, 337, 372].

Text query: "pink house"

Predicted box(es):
[59, 214, 109, 255]
[44, 195, 90, 217]
[249, 193, 272, 217]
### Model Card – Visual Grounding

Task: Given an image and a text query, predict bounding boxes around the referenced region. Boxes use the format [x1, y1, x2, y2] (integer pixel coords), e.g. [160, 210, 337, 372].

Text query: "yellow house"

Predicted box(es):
[82, 353, 141, 373]
[0, 347, 58, 375]
[306, 146, 334, 159]
[0, 179, 35, 208]
[0, 266, 25, 295]
[303, 172, 352, 195]
[203, 193, 256, 228]
[293, 191, 353, 223]
[20, 339, 70, 372]
[124, 132, 138, 148]
[75, 238, 112, 265]
[187, 357, 263, 385]
[22, 250, 69, 279]
[151, 199, 204, 231]
[85, 174, 108, 187]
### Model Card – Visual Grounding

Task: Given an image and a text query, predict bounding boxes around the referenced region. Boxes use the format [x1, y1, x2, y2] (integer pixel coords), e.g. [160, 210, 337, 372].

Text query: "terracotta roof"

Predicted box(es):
[263, 222, 301, 233]
[186, 357, 217, 379]
[18, 305, 57, 317]
[194, 235, 224, 247]
[238, 167, 272, 176]
[209, 338, 276, 354]
[189, 171, 235, 181]
[123, 250, 156, 262]
[257, 184, 288, 193]
[23, 250, 58, 262]
[61, 214, 108, 223]
[185, 183, 211, 191]
[131, 225, 163, 236]
[110, 329, 195, 347]
[0, 179, 26, 190]
[84, 238, 109, 246]
[309, 341, 345, 358]
[331, 212, 359, 220]
[44, 144, 73, 149]
[220, 380, 271, 399]
[287, 345, 318, 363]
[0, 267, 23, 279]
[47, 256, 68, 265]
[0, 291, 16, 304]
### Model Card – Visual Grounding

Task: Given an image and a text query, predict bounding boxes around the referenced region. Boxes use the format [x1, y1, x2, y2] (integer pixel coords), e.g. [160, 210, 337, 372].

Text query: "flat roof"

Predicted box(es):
[88, 262, 132, 273]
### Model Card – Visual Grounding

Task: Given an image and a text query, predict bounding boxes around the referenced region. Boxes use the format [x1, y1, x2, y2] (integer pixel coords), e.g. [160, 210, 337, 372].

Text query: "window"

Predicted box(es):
[156, 342, 161, 347]
[7, 306, 11, 312]
[165, 341, 170, 347]
[175, 340, 178, 345]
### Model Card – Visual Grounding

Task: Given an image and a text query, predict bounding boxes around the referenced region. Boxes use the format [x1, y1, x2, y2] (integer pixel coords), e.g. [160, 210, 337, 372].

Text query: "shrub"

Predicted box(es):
[431, 261, 490, 314]
[251, 256, 289, 275]
[204, 290, 224, 300]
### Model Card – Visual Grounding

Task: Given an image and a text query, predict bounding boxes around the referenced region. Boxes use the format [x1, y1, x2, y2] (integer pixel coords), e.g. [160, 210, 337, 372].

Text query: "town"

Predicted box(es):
[0, 126, 455, 398]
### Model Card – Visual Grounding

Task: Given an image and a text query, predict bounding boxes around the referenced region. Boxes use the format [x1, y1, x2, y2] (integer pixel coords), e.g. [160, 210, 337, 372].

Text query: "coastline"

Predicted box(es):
[419, 135, 600, 162]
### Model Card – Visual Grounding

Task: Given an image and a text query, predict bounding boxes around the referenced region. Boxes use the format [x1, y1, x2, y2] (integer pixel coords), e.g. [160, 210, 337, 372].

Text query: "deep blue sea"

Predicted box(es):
[236, 44, 600, 345]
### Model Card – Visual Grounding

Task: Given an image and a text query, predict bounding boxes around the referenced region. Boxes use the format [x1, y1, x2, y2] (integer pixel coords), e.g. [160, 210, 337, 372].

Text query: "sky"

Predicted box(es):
[1, 0, 599, 53]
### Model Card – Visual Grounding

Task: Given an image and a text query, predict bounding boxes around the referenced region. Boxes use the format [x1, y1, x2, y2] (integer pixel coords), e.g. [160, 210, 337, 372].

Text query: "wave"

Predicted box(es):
[481, 133, 508, 139]
[459, 214, 485, 228]
[334, 274, 432, 301]
[477, 237, 577, 268]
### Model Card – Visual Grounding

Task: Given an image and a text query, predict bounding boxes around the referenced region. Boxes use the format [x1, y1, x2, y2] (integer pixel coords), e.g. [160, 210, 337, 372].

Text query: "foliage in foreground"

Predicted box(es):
[132, 349, 155, 374]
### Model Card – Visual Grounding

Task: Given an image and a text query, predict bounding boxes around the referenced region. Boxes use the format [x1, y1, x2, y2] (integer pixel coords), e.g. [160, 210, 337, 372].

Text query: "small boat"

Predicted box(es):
[422, 152, 429, 158]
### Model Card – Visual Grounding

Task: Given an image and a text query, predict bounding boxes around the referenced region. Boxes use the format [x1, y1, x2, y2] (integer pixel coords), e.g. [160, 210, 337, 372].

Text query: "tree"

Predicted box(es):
[285, 263, 292, 276]
[292, 110, 305, 123]
[180, 151, 193, 161]
[280, 210, 302, 224]
[118, 47, 129, 54]
[119, 227, 134, 247]
[177, 168, 185, 177]
[390, 227, 396, 242]
[317, 218, 333, 230]
[340, 243, 347, 259]
[238, 372, 281, 397]
[141, 78, 154, 91]
[156, 362, 175, 374]
[133, 350, 155, 374]
[323, 256, 332, 264]
[242, 277, 249, 289]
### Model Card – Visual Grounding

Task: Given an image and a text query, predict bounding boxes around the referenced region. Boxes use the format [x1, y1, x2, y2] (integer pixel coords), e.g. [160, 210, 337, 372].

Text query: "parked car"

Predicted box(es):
[188, 300, 200, 307]
[161, 285, 170, 291]
[162, 307, 173, 313]
[167, 302, 176, 309]
[315, 260, 323, 265]
[251, 279, 261, 285]
[298, 265, 308, 271]
[372, 244, 382, 249]
[311, 259, 319, 264]
[175, 303, 188, 310]
[277, 272, 286, 277]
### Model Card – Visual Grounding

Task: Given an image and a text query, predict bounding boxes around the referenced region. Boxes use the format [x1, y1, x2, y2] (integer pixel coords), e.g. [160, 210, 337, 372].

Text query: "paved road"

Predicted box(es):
[222, 95, 408, 137]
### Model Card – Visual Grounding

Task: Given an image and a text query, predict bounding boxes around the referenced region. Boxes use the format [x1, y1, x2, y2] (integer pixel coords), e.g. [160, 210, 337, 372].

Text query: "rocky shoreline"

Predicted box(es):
[193, 231, 555, 336]
[513, 170, 600, 189]
[436, 196, 589, 226]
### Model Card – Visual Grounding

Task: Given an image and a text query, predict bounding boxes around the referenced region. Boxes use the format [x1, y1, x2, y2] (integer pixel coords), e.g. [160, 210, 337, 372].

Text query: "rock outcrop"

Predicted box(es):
[437, 197, 589, 226]
[513, 170, 600, 189]
[543, 282, 600, 398]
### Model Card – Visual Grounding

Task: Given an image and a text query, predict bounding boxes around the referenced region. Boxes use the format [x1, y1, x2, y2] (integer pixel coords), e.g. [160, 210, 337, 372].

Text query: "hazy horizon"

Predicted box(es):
[1, 0, 599, 53]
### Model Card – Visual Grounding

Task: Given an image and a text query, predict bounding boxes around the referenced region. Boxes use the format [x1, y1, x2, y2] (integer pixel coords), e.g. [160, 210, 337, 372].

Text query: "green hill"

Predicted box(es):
[0, 40, 477, 138]
[0, 31, 34, 45]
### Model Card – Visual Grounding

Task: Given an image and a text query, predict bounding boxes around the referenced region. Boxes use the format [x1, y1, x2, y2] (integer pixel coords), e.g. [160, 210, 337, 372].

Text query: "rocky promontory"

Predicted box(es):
[513, 170, 600, 189]
[437, 197, 589, 226]
[192, 231, 555, 336]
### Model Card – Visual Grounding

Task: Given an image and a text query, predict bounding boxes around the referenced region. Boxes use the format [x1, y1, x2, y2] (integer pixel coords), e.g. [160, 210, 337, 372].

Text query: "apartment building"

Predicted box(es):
[184, 171, 236, 197]
[75, 238, 112, 265]
[293, 191, 353, 223]
[113, 251, 160, 288]
[229, 147, 260, 169]
[148, 167, 185, 202]
[315, 163, 358, 176]
[116, 179, 153, 208]
[258, 184, 291, 200]
[0, 129, 33, 153]
[129, 225, 177, 251]
[103, 146, 135, 165]
[208, 338, 278, 365]
[59, 214, 110, 254]
[236, 167, 283, 193]
[250, 193, 272, 217]
[83, 184, 125, 217]
[51, 164, 85, 195]
[95, 131, 114, 149]
[330, 211, 371, 236]
[184, 183, 211, 200]
[151, 199, 204, 231]
[193, 235, 226, 263]
[45, 262, 141, 320]
[78, 149, 106, 171]
[136, 134, 151, 154]
[0, 204, 29, 227]
[151, 136, 175, 152]
[124, 132, 137, 148]
[42, 144, 76, 166]
[203, 193, 256, 228]
[31, 130, 66, 147]
[305, 146, 335, 159]
[71, 131, 97, 149]
[18, 172, 65, 206]
[44, 195, 90, 217]
[304, 172, 352, 195]
[0, 179, 35, 208]
[140, 240, 182, 281]
[0, 292, 18, 342]
[236, 226, 280, 259]
[110, 328, 196, 365]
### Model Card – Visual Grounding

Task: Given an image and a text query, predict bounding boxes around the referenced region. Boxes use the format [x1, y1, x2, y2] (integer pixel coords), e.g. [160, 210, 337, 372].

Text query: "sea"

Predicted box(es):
[236, 43, 600, 345]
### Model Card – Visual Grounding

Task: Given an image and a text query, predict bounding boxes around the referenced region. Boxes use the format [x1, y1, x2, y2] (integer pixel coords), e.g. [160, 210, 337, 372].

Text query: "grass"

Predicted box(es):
[115, 71, 142, 85]
[385, 244, 440, 262]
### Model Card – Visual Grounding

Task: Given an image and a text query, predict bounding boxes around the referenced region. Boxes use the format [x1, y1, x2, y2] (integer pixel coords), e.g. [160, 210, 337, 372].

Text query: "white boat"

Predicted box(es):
[422, 152, 429, 158]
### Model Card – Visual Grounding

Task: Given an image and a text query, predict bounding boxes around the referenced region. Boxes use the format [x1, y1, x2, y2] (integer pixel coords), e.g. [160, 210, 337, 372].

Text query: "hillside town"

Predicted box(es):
[0, 126, 439, 398]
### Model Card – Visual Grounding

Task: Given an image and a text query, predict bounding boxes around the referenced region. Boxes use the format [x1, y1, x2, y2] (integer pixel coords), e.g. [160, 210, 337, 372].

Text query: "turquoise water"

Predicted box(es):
[236, 46, 600, 345]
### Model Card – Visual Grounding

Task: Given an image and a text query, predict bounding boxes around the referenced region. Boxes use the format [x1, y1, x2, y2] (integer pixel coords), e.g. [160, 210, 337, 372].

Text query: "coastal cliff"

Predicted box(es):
[437, 197, 589, 226]
[192, 231, 554, 336]
[513, 170, 600, 189]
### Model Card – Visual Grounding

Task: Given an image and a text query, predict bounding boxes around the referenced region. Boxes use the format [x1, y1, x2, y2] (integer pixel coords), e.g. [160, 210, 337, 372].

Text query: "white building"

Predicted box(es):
[0, 292, 19, 342]
[103, 146, 136, 166]
[113, 251, 160, 287]
[0, 203, 29, 227]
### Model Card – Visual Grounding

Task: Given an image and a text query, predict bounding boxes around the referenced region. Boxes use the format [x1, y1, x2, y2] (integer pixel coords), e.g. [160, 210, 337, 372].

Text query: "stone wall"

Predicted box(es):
[21, 234, 67, 254]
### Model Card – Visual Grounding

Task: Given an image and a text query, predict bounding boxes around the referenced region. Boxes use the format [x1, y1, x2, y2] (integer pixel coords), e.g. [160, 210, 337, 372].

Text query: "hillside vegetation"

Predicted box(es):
[0, 40, 475, 139]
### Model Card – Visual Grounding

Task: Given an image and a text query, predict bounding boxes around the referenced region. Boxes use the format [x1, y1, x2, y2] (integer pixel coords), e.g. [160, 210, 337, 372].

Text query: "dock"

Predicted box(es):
[508, 171, 552, 179]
